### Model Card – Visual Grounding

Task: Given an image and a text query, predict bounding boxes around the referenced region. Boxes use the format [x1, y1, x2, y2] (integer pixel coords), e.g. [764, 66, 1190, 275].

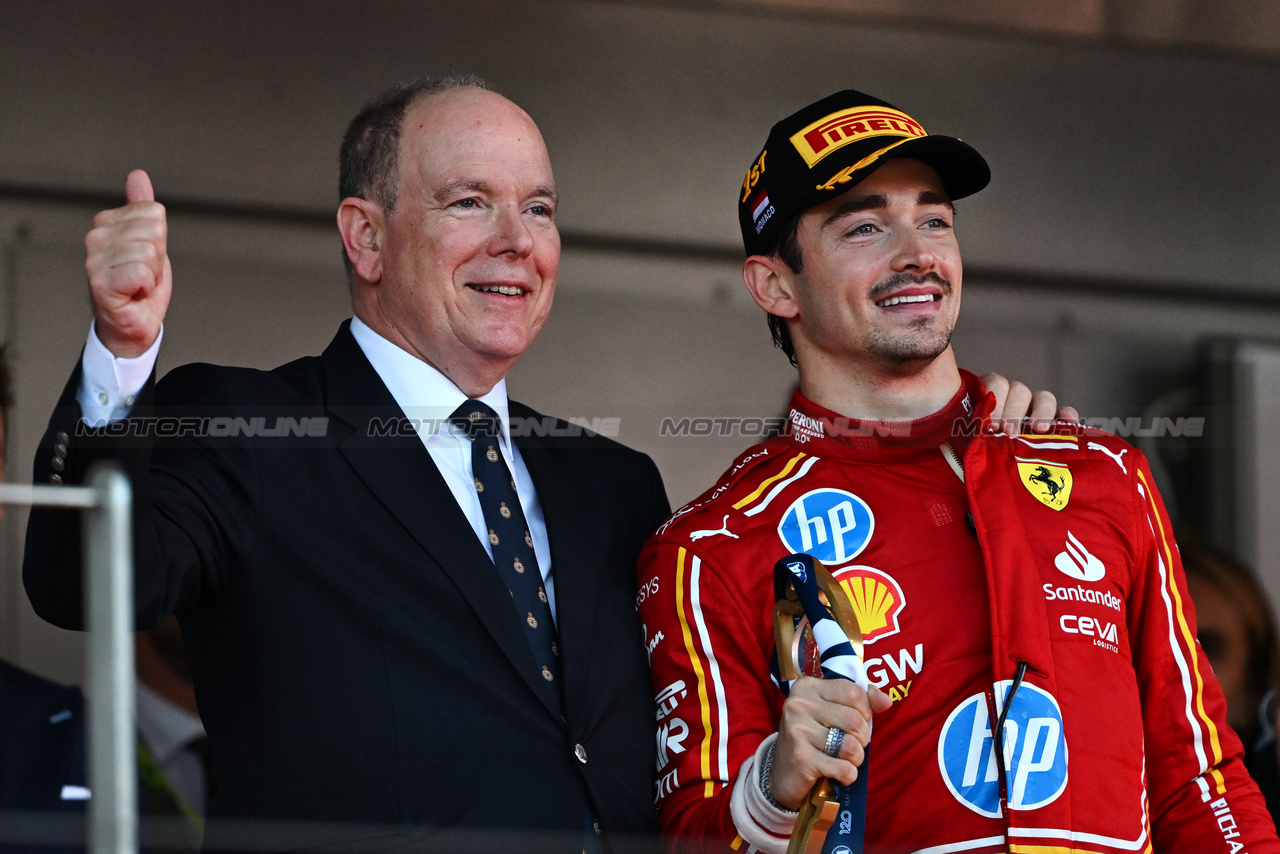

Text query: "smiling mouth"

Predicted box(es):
[876, 294, 938, 308]
[468, 284, 525, 296]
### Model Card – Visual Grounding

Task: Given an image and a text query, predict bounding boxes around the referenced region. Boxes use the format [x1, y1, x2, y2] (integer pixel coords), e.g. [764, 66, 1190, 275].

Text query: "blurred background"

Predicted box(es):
[3, 0, 1280, 693]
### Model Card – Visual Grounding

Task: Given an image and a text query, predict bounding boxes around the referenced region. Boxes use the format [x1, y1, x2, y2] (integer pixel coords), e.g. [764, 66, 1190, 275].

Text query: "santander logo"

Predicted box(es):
[1054, 531, 1105, 582]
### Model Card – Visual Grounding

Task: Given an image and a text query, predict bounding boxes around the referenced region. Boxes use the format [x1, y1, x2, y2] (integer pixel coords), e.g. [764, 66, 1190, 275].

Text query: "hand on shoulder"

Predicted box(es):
[982, 372, 1080, 436]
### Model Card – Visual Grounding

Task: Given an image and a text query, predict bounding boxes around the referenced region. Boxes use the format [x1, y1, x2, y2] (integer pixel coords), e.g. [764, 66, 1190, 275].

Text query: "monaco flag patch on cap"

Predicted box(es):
[750, 191, 774, 234]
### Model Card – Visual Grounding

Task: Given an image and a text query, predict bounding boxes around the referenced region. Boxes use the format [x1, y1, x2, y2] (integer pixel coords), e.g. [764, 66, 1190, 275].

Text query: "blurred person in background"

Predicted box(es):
[134, 616, 208, 854]
[1184, 542, 1280, 825]
[0, 344, 91, 849]
[0, 348, 205, 854]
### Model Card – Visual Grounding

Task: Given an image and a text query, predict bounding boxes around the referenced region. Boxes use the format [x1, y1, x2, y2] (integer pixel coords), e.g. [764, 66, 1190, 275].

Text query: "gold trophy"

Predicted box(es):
[773, 559, 866, 854]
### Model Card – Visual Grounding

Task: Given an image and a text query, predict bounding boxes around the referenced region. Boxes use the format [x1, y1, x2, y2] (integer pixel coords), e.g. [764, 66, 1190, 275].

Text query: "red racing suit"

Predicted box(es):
[638, 372, 1279, 854]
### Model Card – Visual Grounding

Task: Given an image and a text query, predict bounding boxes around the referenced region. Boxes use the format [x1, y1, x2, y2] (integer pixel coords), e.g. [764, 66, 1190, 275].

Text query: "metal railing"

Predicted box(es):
[0, 462, 137, 854]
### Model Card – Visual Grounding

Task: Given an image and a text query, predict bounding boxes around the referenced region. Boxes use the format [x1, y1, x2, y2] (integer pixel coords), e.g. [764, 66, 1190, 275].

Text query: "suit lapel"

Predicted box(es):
[321, 326, 554, 712]
[514, 415, 601, 722]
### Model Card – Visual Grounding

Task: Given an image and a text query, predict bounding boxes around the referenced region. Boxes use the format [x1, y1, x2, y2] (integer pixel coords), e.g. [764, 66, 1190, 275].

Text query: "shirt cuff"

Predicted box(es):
[77, 321, 163, 426]
[729, 733, 796, 853]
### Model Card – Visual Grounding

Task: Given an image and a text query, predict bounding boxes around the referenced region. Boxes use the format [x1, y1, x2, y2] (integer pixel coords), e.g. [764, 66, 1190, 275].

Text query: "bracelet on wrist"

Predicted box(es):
[759, 742, 798, 813]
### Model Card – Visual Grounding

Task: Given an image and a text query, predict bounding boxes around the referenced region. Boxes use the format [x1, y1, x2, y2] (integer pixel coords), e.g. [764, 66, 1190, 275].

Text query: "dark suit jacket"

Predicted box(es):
[0, 659, 88, 854]
[24, 324, 670, 853]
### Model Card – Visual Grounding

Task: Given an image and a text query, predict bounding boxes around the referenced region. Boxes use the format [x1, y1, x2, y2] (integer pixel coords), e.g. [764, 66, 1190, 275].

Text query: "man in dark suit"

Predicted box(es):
[23, 77, 670, 853]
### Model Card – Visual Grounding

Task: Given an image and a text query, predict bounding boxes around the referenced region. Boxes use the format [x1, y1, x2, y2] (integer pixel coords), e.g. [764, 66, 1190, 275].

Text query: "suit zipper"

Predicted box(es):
[939, 442, 964, 483]
[950, 439, 1031, 828]
[941, 442, 978, 538]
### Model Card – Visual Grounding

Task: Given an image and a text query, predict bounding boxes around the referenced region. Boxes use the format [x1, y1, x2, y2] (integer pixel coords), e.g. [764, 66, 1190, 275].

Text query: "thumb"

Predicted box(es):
[125, 169, 155, 204]
[868, 684, 894, 714]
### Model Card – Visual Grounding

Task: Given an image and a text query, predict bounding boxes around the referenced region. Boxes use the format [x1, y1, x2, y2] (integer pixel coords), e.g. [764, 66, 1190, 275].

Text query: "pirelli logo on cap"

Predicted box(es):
[790, 107, 926, 168]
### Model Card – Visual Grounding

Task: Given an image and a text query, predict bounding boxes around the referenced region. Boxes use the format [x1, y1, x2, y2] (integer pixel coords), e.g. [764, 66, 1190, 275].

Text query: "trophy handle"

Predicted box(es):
[773, 564, 865, 681]
[773, 599, 805, 682]
[773, 555, 867, 854]
[786, 780, 842, 854]
[814, 562, 864, 659]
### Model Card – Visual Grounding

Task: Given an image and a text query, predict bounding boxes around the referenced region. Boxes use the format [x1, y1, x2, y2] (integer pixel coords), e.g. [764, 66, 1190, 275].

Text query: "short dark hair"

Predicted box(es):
[762, 209, 805, 367]
[337, 73, 498, 278]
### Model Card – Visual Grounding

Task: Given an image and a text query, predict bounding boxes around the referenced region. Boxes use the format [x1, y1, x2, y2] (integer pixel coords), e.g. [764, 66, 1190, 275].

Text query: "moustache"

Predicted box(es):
[867, 272, 952, 301]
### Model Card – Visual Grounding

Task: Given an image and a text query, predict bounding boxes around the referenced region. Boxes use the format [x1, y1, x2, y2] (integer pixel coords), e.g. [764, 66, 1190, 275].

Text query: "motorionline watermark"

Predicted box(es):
[76, 414, 626, 439]
[366, 416, 621, 439]
[659, 414, 944, 439]
[72, 412, 1208, 442]
[658, 413, 1207, 439]
[659, 416, 789, 438]
[1080, 416, 1204, 438]
[77, 416, 331, 439]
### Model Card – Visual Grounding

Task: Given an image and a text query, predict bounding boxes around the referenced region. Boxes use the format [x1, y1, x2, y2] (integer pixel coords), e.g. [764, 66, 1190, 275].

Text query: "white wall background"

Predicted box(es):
[3, 0, 1280, 684]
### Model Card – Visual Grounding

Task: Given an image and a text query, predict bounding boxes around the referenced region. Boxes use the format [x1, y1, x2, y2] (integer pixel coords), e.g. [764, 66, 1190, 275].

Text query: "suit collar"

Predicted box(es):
[347, 316, 516, 457]
[321, 324, 565, 718]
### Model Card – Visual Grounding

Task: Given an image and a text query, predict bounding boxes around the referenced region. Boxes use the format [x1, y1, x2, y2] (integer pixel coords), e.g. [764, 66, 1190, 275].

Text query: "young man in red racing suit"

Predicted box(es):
[637, 89, 1280, 853]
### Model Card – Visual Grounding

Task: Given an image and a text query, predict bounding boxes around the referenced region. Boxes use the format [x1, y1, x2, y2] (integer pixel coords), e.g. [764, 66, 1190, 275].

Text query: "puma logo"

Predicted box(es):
[1088, 442, 1128, 474]
[690, 515, 739, 541]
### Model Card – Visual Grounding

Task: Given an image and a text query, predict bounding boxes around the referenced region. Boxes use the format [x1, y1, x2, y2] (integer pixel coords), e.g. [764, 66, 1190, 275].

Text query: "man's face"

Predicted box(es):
[372, 88, 560, 385]
[786, 158, 962, 374]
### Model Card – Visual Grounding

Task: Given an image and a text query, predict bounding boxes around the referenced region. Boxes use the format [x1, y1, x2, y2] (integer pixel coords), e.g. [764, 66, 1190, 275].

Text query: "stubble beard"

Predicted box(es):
[862, 272, 956, 373]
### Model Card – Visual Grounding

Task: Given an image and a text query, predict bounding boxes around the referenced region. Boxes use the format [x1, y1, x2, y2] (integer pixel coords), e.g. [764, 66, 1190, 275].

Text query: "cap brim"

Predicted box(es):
[792, 134, 991, 218]
[881, 135, 990, 201]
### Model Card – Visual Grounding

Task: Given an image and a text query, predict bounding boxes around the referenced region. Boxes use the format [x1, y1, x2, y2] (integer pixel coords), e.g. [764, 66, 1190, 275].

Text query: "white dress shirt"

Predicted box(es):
[76, 318, 557, 617]
[136, 681, 208, 819]
[77, 322, 164, 425]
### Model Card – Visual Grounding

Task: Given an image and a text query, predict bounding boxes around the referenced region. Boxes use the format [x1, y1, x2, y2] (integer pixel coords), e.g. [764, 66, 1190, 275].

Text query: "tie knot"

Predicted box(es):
[451, 400, 502, 438]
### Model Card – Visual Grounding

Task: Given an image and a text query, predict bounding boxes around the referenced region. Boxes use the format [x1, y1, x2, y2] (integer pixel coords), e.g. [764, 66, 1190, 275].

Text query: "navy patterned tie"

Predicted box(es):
[451, 401, 562, 713]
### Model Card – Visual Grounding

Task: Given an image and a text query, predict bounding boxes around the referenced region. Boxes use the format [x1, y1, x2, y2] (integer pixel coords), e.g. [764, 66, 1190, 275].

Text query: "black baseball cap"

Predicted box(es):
[738, 89, 990, 256]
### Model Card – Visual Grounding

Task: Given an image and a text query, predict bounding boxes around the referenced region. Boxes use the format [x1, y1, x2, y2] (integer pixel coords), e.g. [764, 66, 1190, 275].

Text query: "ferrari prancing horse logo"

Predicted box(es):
[1017, 458, 1073, 510]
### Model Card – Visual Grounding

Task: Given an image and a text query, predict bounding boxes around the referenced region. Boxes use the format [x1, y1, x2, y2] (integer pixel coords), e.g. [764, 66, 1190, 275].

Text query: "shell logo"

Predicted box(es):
[831, 566, 906, 644]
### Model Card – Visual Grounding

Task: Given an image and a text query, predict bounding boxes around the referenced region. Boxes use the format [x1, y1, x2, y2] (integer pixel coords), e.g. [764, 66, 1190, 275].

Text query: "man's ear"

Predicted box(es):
[337, 198, 386, 283]
[742, 255, 800, 320]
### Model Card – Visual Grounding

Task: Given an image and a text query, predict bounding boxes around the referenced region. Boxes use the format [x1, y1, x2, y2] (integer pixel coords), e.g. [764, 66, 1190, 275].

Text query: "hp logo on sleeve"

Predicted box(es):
[777, 489, 874, 565]
[937, 682, 1068, 817]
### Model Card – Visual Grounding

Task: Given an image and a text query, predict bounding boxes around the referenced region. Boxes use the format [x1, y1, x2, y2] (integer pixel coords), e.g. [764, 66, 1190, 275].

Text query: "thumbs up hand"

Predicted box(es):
[84, 170, 172, 358]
